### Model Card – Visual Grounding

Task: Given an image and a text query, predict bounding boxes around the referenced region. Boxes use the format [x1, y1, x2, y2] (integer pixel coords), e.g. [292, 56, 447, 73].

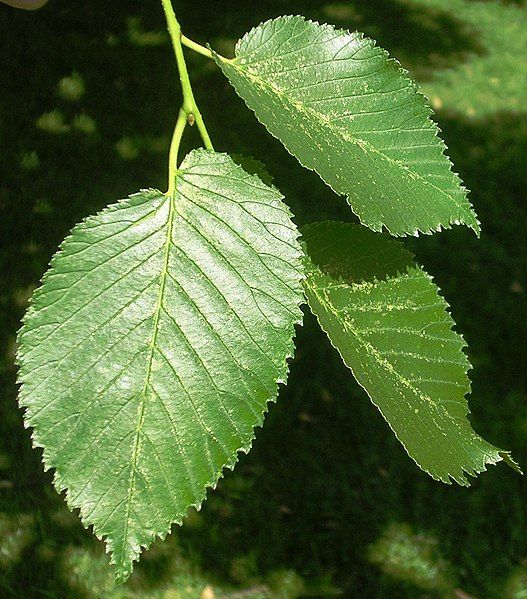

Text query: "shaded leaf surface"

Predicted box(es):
[16, 150, 304, 580]
[303, 222, 516, 483]
[217, 16, 479, 236]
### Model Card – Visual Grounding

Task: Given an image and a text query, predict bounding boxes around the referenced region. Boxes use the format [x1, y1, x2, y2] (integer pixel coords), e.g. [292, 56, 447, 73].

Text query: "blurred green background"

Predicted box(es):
[1, 0, 526, 596]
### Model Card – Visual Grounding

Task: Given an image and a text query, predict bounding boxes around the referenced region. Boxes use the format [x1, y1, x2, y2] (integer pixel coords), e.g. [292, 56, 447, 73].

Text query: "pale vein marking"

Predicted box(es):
[118, 190, 175, 570]
[222, 49, 477, 232]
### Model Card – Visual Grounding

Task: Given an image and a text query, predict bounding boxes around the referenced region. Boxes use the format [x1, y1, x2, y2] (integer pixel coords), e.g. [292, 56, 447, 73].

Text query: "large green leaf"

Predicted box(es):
[217, 16, 479, 237]
[302, 222, 517, 483]
[16, 149, 304, 580]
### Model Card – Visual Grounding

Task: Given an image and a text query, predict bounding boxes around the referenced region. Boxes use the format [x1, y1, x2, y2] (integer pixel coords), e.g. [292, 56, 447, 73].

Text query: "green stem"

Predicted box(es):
[167, 108, 187, 195]
[160, 0, 213, 163]
[181, 34, 213, 59]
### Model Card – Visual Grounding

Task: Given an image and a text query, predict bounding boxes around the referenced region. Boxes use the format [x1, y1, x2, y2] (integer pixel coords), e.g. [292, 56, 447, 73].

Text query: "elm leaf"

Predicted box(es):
[302, 222, 518, 483]
[16, 149, 304, 581]
[217, 16, 479, 236]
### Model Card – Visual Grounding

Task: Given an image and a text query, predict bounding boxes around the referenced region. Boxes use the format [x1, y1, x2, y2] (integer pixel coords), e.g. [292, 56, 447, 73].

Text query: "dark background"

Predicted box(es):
[1, 0, 526, 596]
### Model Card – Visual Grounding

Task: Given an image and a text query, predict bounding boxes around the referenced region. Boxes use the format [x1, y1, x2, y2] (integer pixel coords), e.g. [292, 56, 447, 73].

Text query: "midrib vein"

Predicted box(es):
[119, 191, 176, 566]
[313, 282, 456, 416]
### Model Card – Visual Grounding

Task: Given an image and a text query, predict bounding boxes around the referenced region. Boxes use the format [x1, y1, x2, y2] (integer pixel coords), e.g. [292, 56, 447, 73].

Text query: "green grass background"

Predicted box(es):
[1, 0, 526, 596]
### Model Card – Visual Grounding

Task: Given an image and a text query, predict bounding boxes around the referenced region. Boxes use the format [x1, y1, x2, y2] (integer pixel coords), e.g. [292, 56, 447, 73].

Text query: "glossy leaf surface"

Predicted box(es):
[218, 16, 480, 236]
[17, 150, 304, 580]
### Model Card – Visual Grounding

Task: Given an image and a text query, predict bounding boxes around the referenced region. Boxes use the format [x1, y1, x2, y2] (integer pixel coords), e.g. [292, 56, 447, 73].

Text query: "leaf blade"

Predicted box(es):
[17, 150, 304, 580]
[303, 222, 516, 483]
[217, 16, 479, 236]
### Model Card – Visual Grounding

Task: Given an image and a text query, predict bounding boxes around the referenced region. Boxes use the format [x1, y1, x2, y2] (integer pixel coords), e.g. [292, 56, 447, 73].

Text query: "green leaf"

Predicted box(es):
[216, 16, 480, 237]
[302, 222, 517, 484]
[16, 149, 304, 581]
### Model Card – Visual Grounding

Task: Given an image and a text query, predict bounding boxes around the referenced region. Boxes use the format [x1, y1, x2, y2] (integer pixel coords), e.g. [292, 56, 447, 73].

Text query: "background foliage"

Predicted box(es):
[0, 0, 526, 596]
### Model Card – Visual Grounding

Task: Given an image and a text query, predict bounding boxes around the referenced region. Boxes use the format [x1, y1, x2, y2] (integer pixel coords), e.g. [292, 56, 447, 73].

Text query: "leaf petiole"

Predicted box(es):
[167, 107, 187, 195]
[160, 0, 213, 184]
[181, 34, 213, 59]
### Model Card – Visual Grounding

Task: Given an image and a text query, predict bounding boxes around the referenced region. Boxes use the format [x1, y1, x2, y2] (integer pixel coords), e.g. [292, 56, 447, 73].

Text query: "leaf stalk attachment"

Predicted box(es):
[167, 108, 187, 195]
[161, 0, 213, 191]
[181, 34, 213, 59]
